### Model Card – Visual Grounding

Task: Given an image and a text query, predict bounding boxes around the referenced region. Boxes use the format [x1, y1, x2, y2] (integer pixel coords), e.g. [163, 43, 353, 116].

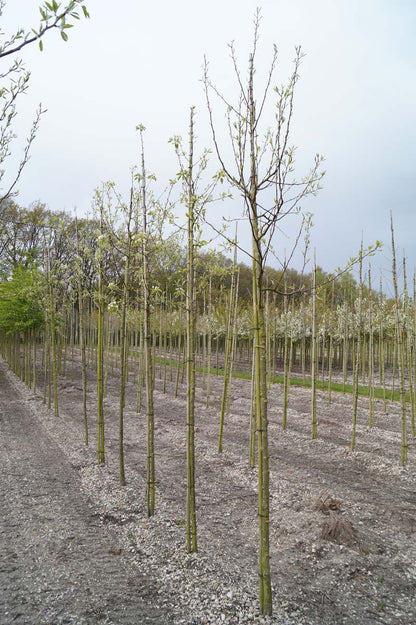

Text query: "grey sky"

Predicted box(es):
[3, 0, 416, 294]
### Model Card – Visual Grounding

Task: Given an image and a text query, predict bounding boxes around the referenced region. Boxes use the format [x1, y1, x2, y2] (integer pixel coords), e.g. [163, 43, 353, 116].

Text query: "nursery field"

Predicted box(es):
[1, 352, 415, 625]
[2, 4, 416, 624]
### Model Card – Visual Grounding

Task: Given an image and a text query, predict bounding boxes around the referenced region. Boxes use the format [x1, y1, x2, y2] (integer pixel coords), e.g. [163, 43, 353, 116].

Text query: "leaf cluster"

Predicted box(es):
[0, 1, 90, 57]
[0, 264, 45, 333]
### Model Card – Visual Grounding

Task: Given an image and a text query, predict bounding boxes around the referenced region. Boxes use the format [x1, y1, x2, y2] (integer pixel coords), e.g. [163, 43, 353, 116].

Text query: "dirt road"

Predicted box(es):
[0, 359, 173, 625]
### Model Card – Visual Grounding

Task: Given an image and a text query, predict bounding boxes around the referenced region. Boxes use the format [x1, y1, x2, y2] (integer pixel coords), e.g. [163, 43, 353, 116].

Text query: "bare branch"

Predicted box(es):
[0, 103, 46, 207]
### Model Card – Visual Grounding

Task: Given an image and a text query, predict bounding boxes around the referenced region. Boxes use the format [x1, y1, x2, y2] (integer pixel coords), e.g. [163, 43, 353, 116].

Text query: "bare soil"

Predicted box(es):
[1, 351, 416, 625]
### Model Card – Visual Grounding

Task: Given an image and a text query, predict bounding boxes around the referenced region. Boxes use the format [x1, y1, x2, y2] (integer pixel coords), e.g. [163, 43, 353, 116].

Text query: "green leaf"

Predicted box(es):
[60, 31, 69, 41]
[39, 39, 43, 51]
[82, 5, 90, 18]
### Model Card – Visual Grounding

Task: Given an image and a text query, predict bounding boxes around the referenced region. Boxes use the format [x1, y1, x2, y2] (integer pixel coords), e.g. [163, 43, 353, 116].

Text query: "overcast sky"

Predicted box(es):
[2, 0, 416, 294]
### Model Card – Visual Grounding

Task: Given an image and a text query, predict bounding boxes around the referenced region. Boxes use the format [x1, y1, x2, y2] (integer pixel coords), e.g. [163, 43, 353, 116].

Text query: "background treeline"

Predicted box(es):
[0, 199, 361, 307]
[1, 196, 411, 418]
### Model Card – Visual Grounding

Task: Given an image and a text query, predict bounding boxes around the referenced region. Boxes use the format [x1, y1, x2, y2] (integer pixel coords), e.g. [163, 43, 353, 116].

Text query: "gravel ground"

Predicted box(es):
[0, 358, 174, 625]
[1, 351, 416, 625]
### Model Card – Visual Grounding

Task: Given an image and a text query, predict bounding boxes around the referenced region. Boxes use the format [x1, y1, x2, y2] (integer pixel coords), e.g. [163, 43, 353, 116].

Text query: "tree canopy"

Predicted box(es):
[0, 264, 45, 333]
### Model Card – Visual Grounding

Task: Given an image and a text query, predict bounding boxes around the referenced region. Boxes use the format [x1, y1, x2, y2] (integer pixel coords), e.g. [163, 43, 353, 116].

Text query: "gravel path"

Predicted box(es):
[0, 360, 173, 625]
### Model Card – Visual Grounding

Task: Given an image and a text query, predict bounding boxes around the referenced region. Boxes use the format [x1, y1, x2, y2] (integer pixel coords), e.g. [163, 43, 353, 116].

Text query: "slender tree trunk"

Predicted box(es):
[186, 107, 198, 552]
[136, 313, 145, 413]
[119, 190, 133, 485]
[391, 214, 408, 465]
[282, 283, 290, 429]
[140, 132, 156, 516]
[249, 338, 256, 468]
[174, 306, 184, 399]
[379, 275, 387, 413]
[328, 282, 335, 403]
[403, 257, 415, 438]
[75, 219, 88, 446]
[351, 246, 363, 452]
[368, 263, 375, 427]
[32, 331, 37, 393]
[248, 54, 272, 615]
[96, 218, 105, 466]
[45, 251, 59, 418]
[311, 252, 317, 439]
[218, 242, 238, 452]
[206, 277, 212, 408]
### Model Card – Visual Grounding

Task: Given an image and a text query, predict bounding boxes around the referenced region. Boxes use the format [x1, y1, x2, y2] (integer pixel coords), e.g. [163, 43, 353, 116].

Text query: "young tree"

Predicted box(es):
[204, 12, 324, 614]
[311, 251, 318, 439]
[0, 264, 44, 334]
[74, 217, 90, 446]
[170, 106, 226, 552]
[92, 188, 107, 466]
[40, 214, 75, 418]
[117, 190, 134, 486]
[390, 213, 408, 466]
[184, 109, 198, 552]
[136, 126, 156, 516]
[218, 231, 239, 453]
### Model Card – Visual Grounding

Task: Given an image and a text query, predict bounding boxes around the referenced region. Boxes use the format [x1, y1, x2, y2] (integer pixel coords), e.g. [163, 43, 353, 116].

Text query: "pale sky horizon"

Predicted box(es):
[2, 0, 416, 295]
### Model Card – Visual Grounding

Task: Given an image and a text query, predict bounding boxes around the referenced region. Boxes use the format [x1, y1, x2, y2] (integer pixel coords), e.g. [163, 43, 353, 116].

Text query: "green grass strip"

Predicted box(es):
[130, 350, 407, 403]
